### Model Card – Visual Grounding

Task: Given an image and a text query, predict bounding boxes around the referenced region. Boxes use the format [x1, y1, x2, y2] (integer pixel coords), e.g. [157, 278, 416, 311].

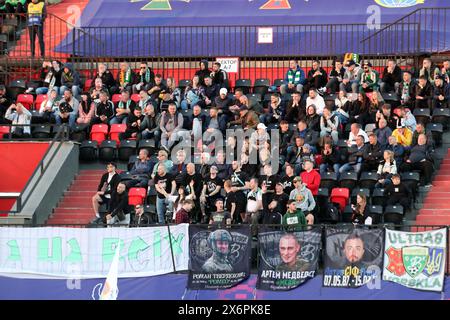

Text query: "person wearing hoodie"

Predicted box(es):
[280, 59, 306, 95]
[259, 93, 284, 128]
[289, 176, 315, 225]
[34, 60, 63, 95]
[60, 63, 81, 98]
[195, 59, 211, 86]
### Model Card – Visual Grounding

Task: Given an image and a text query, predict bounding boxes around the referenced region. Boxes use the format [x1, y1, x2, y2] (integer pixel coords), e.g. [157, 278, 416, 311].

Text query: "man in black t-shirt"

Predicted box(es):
[224, 179, 246, 224]
[279, 164, 296, 195]
[271, 182, 290, 214]
[230, 160, 250, 222]
[209, 198, 232, 225]
[259, 164, 278, 194]
[200, 165, 223, 221]
[183, 163, 203, 223]
[154, 165, 176, 224]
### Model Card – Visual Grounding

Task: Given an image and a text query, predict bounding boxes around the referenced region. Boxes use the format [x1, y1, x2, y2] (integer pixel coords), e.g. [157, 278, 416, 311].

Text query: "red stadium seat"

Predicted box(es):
[34, 94, 48, 110]
[330, 188, 350, 213]
[131, 94, 140, 103]
[90, 124, 109, 144]
[128, 187, 147, 206]
[111, 94, 121, 104]
[0, 126, 10, 139]
[16, 94, 34, 110]
[84, 79, 93, 92]
[109, 124, 127, 144]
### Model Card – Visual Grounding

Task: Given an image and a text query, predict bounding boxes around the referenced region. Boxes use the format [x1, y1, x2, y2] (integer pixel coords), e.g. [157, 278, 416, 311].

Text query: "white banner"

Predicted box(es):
[0, 224, 189, 279]
[383, 228, 447, 292]
[216, 57, 239, 73]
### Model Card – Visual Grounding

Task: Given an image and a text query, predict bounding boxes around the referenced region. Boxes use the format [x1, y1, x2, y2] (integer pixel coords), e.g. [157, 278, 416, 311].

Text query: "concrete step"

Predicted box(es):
[65, 191, 96, 196]
[57, 201, 93, 208]
[53, 208, 94, 214]
[416, 215, 450, 225]
[46, 218, 92, 225]
[420, 202, 450, 209]
[418, 209, 450, 215]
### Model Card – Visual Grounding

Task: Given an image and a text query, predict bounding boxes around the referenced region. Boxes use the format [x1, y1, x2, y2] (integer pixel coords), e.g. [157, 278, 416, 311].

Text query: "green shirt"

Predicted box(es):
[282, 210, 307, 232]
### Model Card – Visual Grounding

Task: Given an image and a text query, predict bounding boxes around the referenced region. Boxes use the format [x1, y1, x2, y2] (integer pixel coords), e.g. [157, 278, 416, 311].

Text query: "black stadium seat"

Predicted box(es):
[79, 140, 98, 161]
[273, 79, 285, 89]
[359, 171, 378, 191]
[128, 154, 139, 171]
[413, 108, 431, 125]
[253, 78, 270, 96]
[339, 171, 358, 190]
[431, 108, 450, 130]
[138, 139, 157, 155]
[371, 188, 386, 207]
[427, 123, 443, 147]
[32, 124, 52, 139]
[178, 79, 190, 92]
[384, 205, 404, 225]
[118, 139, 137, 162]
[235, 79, 252, 94]
[99, 140, 117, 162]
[320, 172, 338, 190]
[119, 171, 133, 182]
[246, 93, 262, 102]
[368, 205, 383, 224]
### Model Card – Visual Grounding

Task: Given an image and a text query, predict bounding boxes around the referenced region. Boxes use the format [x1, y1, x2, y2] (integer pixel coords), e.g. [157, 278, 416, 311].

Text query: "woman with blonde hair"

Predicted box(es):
[375, 149, 397, 188]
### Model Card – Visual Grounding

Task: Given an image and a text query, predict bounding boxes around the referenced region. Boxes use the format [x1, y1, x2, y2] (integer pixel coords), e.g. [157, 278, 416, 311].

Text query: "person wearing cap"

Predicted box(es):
[391, 121, 413, 147]
[280, 59, 306, 96]
[380, 59, 402, 94]
[202, 229, 233, 273]
[289, 176, 315, 225]
[300, 159, 321, 196]
[210, 61, 228, 89]
[414, 75, 433, 110]
[282, 199, 307, 232]
[432, 75, 450, 109]
[359, 61, 379, 93]
[340, 59, 362, 94]
[214, 87, 233, 116]
[200, 165, 223, 221]
[209, 198, 231, 226]
[260, 93, 284, 129]
[397, 71, 416, 108]
[249, 122, 270, 153]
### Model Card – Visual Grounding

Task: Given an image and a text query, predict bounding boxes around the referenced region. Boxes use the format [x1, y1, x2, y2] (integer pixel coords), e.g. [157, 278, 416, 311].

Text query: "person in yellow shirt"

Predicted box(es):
[27, 0, 46, 57]
[391, 124, 413, 147]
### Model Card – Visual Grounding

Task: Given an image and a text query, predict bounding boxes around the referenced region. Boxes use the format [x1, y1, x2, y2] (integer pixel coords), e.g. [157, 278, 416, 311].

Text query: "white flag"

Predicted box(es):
[100, 244, 120, 300]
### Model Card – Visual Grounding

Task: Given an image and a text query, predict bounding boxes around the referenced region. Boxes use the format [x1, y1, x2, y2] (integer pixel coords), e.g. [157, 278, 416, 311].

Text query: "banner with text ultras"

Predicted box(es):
[257, 228, 321, 291]
[0, 225, 189, 279]
[323, 227, 384, 288]
[383, 228, 447, 292]
[187, 225, 251, 290]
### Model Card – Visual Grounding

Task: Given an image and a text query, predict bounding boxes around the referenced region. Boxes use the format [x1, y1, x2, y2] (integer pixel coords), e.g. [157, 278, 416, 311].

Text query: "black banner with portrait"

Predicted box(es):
[323, 226, 384, 288]
[187, 225, 251, 290]
[257, 227, 321, 291]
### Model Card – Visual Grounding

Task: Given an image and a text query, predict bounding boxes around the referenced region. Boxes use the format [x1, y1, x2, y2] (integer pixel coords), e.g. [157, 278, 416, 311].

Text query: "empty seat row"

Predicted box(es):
[79, 139, 157, 162]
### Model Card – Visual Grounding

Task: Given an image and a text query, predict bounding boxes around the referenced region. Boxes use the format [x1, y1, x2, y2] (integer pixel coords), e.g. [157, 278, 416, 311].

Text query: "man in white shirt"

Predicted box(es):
[347, 123, 369, 146]
[5, 103, 32, 138]
[305, 89, 325, 115]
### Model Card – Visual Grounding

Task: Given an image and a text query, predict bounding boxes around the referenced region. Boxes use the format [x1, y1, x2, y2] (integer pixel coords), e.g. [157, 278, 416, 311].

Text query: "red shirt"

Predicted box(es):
[300, 169, 321, 196]
[175, 208, 190, 224]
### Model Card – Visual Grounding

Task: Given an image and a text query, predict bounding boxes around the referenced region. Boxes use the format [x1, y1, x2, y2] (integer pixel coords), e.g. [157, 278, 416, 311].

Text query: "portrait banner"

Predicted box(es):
[187, 225, 251, 290]
[383, 228, 447, 292]
[257, 227, 321, 291]
[323, 226, 384, 288]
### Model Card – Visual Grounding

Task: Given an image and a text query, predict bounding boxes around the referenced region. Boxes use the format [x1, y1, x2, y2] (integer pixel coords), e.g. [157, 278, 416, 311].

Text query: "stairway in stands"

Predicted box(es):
[416, 149, 450, 226]
[46, 169, 102, 225]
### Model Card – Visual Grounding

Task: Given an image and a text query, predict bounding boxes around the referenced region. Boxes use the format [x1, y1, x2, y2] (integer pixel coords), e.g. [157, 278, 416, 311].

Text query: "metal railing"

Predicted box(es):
[361, 7, 450, 54]
[0, 123, 70, 214]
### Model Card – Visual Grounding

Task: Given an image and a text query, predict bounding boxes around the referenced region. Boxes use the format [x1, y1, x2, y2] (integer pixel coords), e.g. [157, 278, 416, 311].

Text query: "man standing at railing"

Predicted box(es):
[27, 0, 46, 58]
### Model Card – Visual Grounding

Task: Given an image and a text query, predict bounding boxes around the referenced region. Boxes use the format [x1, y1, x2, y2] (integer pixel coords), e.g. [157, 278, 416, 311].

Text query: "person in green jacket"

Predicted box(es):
[282, 199, 306, 232]
[359, 61, 380, 93]
[2, 0, 27, 16]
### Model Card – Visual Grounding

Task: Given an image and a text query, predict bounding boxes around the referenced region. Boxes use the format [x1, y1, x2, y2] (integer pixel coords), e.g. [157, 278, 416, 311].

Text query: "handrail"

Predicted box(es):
[360, 7, 450, 43]
[0, 123, 70, 214]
